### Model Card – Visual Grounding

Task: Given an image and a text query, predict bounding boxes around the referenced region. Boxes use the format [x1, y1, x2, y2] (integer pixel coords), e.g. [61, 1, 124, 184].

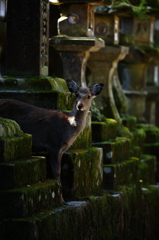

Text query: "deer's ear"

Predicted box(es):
[91, 83, 104, 96]
[66, 79, 79, 94]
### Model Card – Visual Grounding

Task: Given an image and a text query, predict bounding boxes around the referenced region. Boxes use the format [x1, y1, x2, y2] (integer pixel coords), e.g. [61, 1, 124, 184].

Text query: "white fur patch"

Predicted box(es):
[68, 116, 77, 127]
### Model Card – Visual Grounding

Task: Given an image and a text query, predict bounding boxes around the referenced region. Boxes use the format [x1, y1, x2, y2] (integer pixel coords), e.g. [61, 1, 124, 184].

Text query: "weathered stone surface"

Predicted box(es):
[139, 155, 156, 185]
[0, 180, 61, 220]
[121, 115, 137, 131]
[0, 133, 32, 163]
[61, 147, 103, 200]
[92, 118, 117, 142]
[92, 137, 131, 164]
[103, 157, 139, 190]
[0, 156, 47, 190]
[0, 77, 75, 111]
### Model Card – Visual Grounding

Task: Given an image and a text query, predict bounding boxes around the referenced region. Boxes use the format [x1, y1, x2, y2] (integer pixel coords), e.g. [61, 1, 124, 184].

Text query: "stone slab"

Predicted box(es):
[92, 137, 131, 164]
[103, 157, 139, 190]
[92, 118, 117, 142]
[0, 180, 61, 221]
[61, 147, 103, 200]
[0, 156, 47, 190]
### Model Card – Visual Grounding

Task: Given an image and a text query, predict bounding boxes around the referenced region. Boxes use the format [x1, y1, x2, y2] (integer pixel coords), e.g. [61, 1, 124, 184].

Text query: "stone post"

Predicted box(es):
[6, 0, 49, 77]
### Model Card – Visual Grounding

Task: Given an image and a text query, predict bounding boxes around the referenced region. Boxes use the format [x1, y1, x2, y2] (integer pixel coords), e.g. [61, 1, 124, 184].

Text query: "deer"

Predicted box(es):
[0, 79, 104, 202]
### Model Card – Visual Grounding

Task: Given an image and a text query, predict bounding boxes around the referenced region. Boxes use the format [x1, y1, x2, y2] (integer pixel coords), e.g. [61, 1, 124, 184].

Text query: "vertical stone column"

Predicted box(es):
[87, 9, 129, 123]
[118, 16, 155, 123]
[6, 0, 49, 77]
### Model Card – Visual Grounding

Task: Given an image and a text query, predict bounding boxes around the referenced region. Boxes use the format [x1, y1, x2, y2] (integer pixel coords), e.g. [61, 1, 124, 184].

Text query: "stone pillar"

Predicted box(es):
[6, 0, 49, 77]
[118, 16, 155, 123]
[87, 9, 129, 123]
[49, 2, 105, 86]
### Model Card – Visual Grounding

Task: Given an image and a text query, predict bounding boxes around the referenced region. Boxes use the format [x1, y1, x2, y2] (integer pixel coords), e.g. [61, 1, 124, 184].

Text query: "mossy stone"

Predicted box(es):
[103, 157, 139, 190]
[0, 156, 47, 190]
[121, 115, 137, 131]
[61, 147, 103, 200]
[92, 137, 131, 164]
[139, 154, 156, 185]
[0, 179, 61, 220]
[0, 134, 32, 163]
[92, 118, 117, 142]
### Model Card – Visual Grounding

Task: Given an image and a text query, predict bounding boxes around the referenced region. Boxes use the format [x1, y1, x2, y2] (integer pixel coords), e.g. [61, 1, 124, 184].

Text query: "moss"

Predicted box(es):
[121, 115, 137, 131]
[137, 124, 159, 144]
[139, 154, 156, 185]
[61, 147, 103, 201]
[0, 179, 62, 221]
[0, 117, 23, 137]
[0, 156, 47, 190]
[103, 157, 139, 190]
[132, 128, 146, 152]
[92, 118, 117, 142]
[0, 133, 32, 163]
[93, 137, 131, 164]
[117, 124, 133, 140]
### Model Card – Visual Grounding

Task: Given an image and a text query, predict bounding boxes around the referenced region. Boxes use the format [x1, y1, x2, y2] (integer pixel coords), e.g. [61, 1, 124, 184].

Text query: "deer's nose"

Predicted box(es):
[77, 103, 83, 110]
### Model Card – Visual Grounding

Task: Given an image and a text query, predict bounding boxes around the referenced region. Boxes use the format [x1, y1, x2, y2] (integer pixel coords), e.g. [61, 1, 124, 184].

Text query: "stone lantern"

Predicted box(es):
[87, 7, 129, 123]
[49, 1, 105, 86]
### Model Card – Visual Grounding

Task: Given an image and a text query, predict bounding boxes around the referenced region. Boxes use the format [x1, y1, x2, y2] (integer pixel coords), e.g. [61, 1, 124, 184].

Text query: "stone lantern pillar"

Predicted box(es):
[49, 1, 105, 86]
[118, 15, 155, 123]
[87, 7, 129, 123]
[6, 0, 50, 77]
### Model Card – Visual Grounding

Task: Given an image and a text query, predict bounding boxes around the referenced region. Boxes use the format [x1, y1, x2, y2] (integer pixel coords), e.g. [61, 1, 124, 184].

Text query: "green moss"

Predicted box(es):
[0, 117, 23, 137]
[103, 157, 139, 190]
[0, 156, 47, 190]
[61, 147, 103, 200]
[0, 179, 61, 220]
[139, 154, 156, 185]
[0, 133, 32, 163]
[92, 118, 117, 142]
[93, 137, 131, 164]
[137, 123, 159, 144]
[121, 115, 137, 131]
[117, 124, 133, 140]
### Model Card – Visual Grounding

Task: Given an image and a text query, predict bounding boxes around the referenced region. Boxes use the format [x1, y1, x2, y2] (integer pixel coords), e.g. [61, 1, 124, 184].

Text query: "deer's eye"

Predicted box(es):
[87, 95, 91, 99]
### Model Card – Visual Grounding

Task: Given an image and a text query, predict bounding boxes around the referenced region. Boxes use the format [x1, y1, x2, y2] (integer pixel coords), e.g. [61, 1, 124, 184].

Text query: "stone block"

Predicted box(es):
[92, 119, 117, 142]
[0, 134, 32, 163]
[0, 77, 75, 111]
[103, 157, 139, 190]
[92, 137, 131, 164]
[139, 155, 156, 185]
[0, 180, 61, 221]
[121, 115, 137, 131]
[132, 128, 146, 152]
[61, 147, 103, 200]
[137, 124, 159, 144]
[0, 156, 47, 190]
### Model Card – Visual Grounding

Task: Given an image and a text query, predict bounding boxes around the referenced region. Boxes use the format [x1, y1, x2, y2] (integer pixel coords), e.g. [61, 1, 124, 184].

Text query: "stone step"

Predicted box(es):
[0, 194, 122, 240]
[0, 179, 61, 221]
[92, 118, 117, 142]
[0, 156, 47, 190]
[103, 157, 139, 190]
[92, 137, 131, 164]
[0, 76, 74, 111]
[61, 147, 103, 201]
[139, 154, 156, 185]
[0, 118, 32, 162]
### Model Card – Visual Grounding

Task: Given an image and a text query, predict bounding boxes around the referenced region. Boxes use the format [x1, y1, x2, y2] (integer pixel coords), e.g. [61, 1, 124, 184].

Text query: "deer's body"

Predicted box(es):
[0, 79, 104, 186]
